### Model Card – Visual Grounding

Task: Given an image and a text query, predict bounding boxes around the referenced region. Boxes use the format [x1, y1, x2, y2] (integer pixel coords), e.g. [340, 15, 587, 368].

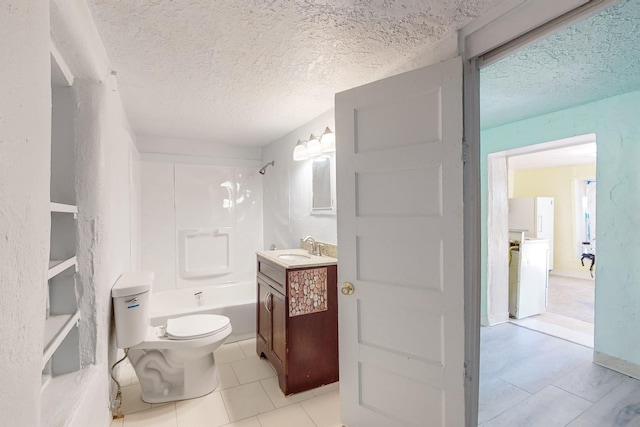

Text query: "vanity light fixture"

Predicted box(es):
[306, 134, 322, 158]
[293, 139, 309, 161]
[320, 127, 335, 153]
[293, 127, 336, 161]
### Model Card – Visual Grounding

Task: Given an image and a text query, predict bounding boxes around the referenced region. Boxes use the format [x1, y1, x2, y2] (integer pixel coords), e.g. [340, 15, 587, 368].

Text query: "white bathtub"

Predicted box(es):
[149, 282, 256, 343]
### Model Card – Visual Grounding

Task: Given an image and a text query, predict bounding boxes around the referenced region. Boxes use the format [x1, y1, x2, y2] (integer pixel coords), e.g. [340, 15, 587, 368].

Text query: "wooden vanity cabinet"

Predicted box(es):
[257, 278, 286, 373]
[256, 255, 339, 395]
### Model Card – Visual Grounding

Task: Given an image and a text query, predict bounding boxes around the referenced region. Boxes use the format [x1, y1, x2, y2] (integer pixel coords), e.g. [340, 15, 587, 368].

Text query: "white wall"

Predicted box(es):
[59, 75, 138, 426]
[130, 146, 142, 271]
[0, 2, 139, 425]
[70, 75, 140, 426]
[0, 2, 51, 425]
[262, 109, 337, 250]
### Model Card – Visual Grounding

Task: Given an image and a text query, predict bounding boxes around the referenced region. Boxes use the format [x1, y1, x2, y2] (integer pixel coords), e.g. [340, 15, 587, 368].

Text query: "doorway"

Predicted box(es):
[475, 0, 640, 423]
[486, 134, 597, 347]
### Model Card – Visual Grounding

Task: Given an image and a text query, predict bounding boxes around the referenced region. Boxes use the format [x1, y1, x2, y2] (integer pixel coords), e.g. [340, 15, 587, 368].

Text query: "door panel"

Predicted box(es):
[257, 280, 271, 352]
[336, 57, 464, 427]
[271, 288, 287, 369]
[356, 162, 442, 217]
[353, 88, 442, 152]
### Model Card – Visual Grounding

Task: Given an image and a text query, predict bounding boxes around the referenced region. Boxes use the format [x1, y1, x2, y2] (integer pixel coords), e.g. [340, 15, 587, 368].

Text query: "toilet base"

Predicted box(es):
[128, 347, 220, 403]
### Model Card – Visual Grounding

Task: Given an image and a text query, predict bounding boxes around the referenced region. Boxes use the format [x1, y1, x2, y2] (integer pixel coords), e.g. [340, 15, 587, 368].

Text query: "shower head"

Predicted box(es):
[259, 161, 275, 175]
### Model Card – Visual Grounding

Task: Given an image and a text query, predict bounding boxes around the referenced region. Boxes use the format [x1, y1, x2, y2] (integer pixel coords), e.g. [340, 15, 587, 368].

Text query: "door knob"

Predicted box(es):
[341, 282, 355, 295]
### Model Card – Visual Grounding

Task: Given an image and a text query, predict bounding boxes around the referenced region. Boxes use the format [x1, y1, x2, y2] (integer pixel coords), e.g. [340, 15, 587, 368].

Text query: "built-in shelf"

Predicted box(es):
[44, 39, 81, 425]
[42, 311, 80, 368]
[50, 202, 77, 214]
[41, 372, 51, 391]
[48, 257, 77, 280]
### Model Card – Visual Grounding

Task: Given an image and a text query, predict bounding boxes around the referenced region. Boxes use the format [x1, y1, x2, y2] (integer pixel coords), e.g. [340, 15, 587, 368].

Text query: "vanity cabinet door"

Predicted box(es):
[271, 289, 287, 370]
[257, 281, 271, 350]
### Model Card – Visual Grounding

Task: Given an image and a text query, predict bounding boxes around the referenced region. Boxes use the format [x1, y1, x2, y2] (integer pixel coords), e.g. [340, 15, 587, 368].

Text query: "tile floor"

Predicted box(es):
[111, 338, 341, 427]
[546, 274, 595, 323]
[114, 280, 638, 427]
[479, 322, 640, 426]
[510, 274, 595, 347]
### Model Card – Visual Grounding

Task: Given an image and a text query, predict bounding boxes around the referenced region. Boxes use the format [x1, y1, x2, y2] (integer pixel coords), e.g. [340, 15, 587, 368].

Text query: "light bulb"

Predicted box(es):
[320, 127, 335, 153]
[307, 134, 321, 157]
[293, 139, 308, 161]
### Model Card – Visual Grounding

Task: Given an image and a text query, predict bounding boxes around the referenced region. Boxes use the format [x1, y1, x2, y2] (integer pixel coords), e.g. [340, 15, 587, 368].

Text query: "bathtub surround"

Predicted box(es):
[140, 159, 263, 292]
[262, 109, 338, 250]
[137, 135, 262, 161]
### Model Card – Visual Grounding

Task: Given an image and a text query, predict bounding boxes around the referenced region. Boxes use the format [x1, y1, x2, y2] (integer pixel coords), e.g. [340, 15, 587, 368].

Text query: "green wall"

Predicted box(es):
[481, 89, 640, 367]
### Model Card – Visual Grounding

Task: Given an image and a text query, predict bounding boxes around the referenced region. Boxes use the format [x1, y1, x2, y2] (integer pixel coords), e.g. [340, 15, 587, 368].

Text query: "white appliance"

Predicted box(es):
[508, 235, 549, 319]
[509, 197, 554, 270]
[112, 272, 232, 403]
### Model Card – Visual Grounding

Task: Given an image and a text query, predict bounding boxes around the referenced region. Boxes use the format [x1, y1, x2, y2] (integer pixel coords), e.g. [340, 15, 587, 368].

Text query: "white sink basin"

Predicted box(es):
[277, 253, 311, 261]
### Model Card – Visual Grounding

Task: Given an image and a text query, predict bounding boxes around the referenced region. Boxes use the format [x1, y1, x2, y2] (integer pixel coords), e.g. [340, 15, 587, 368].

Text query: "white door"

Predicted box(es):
[336, 57, 465, 427]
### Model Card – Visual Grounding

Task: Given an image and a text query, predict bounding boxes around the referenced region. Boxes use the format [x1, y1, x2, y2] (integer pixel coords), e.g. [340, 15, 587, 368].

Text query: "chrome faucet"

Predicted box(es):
[302, 236, 322, 256]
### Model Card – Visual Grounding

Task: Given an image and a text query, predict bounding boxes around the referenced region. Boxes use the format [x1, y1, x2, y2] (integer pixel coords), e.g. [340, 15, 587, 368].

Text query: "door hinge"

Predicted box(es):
[464, 362, 471, 381]
[462, 139, 469, 164]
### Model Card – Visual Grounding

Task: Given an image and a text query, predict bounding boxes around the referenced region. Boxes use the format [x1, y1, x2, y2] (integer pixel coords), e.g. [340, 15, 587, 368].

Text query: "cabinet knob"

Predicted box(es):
[341, 282, 355, 296]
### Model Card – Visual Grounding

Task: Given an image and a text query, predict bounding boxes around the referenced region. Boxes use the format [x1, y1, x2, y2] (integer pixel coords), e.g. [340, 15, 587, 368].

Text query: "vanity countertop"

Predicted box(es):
[257, 248, 338, 269]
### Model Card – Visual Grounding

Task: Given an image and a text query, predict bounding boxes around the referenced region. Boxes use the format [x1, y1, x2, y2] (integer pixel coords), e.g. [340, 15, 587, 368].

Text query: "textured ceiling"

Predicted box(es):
[481, 0, 640, 130]
[87, 0, 504, 147]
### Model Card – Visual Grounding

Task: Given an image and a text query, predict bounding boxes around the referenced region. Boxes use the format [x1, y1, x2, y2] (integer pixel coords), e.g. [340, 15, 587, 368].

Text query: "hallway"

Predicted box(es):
[479, 323, 639, 426]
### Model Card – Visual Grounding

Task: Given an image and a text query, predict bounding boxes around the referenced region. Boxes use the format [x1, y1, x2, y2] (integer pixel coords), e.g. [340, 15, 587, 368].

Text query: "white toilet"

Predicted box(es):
[112, 271, 232, 403]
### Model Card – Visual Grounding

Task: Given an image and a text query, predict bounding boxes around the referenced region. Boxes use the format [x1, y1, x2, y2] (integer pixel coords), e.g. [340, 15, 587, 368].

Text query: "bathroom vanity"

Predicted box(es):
[256, 249, 338, 395]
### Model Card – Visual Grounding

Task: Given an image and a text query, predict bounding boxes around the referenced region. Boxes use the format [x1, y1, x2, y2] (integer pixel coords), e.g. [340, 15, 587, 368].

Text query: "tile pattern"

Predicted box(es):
[546, 274, 595, 323]
[510, 274, 595, 347]
[288, 268, 327, 317]
[480, 322, 640, 426]
[114, 338, 340, 427]
[116, 325, 640, 426]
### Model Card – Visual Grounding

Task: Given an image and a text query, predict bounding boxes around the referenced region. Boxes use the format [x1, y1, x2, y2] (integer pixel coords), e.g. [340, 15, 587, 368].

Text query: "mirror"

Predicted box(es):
[312, 157, 332, 211]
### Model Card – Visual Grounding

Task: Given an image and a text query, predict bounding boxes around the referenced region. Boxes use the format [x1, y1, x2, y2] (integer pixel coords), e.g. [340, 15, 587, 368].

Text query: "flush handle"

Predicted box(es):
[341, 282, 355, 296]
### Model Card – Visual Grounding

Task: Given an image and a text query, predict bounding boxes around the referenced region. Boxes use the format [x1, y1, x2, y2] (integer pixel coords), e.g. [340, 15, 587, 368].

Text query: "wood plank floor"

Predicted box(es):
[479, 323, 640, 426]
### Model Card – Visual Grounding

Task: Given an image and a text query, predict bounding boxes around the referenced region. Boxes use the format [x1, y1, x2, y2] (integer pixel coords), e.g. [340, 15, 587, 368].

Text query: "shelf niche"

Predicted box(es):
[43, 45, 81, 391]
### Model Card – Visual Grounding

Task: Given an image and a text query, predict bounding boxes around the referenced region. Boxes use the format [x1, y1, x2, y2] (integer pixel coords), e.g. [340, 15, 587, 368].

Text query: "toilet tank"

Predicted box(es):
[112, 271, 154, 348]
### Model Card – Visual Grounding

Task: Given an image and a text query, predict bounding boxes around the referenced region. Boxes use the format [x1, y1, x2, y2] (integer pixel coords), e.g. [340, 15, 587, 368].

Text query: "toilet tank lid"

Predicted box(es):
[112, 271, 154, 297]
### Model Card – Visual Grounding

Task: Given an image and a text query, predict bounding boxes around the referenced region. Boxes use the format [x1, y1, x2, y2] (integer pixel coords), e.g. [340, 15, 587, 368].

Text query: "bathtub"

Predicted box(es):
[149, 281, 256, 343]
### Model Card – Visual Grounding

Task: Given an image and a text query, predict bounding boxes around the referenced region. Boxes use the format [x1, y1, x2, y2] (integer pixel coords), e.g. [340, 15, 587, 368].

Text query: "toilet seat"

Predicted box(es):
[166, 314, 230, 340]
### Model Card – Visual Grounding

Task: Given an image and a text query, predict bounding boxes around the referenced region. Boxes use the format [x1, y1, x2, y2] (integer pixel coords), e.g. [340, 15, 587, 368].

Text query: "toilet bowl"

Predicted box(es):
[112, 272, 232, 403]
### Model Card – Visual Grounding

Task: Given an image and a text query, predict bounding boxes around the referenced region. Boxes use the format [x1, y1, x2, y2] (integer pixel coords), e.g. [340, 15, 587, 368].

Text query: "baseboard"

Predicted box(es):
[68, 366, 112, 427]
[226, 331, 255, 343]
[487, 312, 510, 326]
[481, 315, 490, 327]
[594, 351, 640, 380]
[550, 270, 594, 280]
